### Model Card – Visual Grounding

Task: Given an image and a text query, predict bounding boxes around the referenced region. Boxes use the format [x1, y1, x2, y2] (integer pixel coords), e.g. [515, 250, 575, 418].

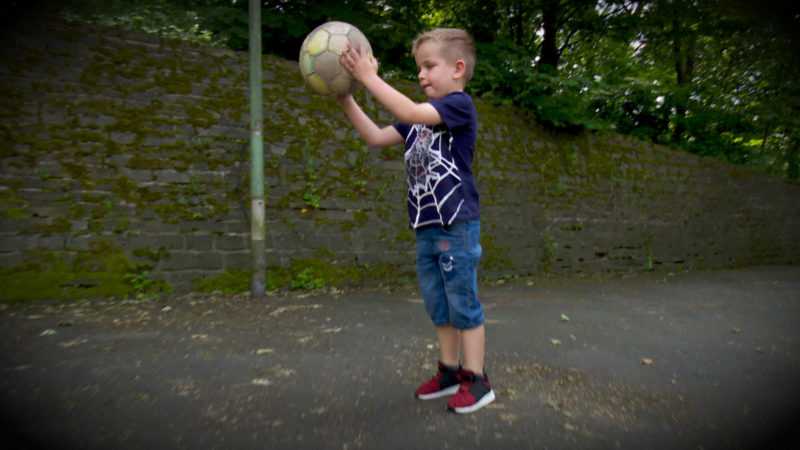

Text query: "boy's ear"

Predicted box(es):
[453, 59, 466, 80]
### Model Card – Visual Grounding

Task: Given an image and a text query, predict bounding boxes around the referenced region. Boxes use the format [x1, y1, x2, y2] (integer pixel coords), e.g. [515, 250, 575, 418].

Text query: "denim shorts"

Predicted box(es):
[415, 220, 484, 329]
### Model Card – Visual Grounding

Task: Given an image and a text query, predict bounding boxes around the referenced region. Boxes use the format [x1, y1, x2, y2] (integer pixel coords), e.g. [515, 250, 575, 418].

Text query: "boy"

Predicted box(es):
[338, 28, 494, 414]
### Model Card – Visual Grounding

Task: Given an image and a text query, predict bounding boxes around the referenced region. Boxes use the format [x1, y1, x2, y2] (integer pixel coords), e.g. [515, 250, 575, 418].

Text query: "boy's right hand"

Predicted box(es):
[341, 43, 379, 84]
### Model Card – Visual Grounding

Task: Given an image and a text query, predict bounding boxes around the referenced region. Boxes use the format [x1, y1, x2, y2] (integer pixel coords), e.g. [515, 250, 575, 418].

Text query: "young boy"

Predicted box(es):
[338, 28, 495, 414]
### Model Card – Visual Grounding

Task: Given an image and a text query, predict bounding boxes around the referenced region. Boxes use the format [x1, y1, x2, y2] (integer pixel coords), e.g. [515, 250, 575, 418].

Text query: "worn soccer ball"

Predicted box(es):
[298, 21, 372, 97]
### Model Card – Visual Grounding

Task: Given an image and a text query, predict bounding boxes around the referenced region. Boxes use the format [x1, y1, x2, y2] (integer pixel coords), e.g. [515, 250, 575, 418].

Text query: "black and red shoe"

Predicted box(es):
[446, 370, 495, 414]
[415, 361, 462, 400]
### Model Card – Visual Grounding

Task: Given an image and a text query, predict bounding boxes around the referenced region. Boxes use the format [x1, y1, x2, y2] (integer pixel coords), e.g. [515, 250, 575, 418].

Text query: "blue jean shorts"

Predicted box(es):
[415, 220, 484, 329]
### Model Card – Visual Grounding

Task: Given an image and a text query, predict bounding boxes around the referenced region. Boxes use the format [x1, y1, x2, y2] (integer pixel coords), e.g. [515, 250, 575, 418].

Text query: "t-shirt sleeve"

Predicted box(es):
[429, 92, 474, 132]
[392, 122, 410, 140]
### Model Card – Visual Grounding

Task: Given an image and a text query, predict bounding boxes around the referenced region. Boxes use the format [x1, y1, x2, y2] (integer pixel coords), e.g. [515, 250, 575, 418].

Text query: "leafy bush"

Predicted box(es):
[470, 40, 609, 132]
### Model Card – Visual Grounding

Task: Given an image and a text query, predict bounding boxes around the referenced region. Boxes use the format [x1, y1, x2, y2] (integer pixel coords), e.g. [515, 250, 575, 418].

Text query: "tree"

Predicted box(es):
[713, 0, 800, 178]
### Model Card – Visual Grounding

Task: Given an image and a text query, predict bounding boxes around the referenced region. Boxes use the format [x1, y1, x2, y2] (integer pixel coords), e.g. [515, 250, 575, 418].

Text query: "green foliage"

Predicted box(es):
[189, 0, 425, 76]
[196, 2, 249, 50]
[289, 267, 325, 290]
[56, 0, 226, 45]
[471, 39, 609, 132]
[539, 227, 559, 273]
[124, 262, 173, 295]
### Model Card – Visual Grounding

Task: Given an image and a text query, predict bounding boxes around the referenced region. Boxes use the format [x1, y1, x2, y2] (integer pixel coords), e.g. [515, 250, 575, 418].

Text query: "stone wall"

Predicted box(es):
[1, 19, 798, 297]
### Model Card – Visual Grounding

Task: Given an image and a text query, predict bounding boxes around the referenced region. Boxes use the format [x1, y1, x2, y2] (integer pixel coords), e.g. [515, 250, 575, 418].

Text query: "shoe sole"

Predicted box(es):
[416, 383, 460, 400]
[447, 389, 496, 414]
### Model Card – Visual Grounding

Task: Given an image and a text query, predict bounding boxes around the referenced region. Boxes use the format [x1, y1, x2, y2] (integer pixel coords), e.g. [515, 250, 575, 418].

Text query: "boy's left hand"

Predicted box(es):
[341, 43, 378, 83]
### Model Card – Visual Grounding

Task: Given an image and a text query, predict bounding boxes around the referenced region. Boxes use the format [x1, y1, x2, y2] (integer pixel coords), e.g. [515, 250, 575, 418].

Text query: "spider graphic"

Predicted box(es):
[404, 125, 462, 227]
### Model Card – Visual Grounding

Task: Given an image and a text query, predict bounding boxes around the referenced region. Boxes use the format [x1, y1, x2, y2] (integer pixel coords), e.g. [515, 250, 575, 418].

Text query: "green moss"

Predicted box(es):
[0, 239, 172, 303]
[183, 103, 218, 127]
[194, 269, 250, 294]
[480, 234, 512, 273]
[20, 216, 72, 236]
[353, 210, 369, 227]
[60, 161, 89, 179]
[0, 185, 29, 218]
[0, 261, 124, 303]
[110, 176, 138, 203]
[128, 155, 164, 170]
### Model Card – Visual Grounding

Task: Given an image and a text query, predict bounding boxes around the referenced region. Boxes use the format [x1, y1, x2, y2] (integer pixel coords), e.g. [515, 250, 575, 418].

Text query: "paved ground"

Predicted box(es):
[1, 266, 799, 449]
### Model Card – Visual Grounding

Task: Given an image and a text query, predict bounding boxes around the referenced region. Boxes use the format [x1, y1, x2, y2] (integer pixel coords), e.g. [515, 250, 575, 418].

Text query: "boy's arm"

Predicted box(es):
[341, 44, 442, 126]
[338, 95, 403, 147]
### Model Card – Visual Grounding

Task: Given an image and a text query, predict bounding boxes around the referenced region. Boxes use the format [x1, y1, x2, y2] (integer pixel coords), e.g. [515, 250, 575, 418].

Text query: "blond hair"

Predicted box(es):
[412, 28, 476, 83]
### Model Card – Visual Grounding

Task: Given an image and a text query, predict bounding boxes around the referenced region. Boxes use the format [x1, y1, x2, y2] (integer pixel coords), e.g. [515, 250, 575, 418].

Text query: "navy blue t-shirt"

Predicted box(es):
[393, 91, 480, 229]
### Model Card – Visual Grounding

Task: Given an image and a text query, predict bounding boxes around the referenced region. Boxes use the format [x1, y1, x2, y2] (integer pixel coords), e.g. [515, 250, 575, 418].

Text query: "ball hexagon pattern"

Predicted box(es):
[298, 21, 372, 97]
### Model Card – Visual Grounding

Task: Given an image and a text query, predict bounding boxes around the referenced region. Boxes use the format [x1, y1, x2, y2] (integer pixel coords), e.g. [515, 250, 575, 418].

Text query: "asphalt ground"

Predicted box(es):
[1, 265, 799, 449]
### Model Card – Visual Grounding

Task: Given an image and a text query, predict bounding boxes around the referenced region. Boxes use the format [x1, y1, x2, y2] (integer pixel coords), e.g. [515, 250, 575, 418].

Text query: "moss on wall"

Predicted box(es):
[0, 239, 171, 303]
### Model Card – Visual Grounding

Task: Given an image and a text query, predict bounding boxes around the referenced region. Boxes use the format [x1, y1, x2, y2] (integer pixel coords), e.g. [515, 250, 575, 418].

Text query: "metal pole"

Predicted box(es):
[249, 0, 266, 298]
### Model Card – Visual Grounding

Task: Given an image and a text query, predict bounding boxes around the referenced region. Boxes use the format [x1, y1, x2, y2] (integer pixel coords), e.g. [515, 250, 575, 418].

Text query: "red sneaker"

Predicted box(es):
[415, 361, 462, 400]
[446, 370, 495, 414]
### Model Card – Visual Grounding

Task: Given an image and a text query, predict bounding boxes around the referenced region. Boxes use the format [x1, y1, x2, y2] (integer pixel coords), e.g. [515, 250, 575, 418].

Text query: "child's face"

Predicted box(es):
[414, 41, 463, 100]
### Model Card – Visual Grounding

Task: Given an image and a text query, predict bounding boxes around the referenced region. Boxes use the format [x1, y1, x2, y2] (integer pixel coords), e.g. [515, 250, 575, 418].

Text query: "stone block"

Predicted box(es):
[119, 168, 154, 183]
[37, 234, 68, 251]
[0, 218, 38, 233]
[222, 251, 249, 270]
[261, 250, 282, 267]
[156, 170, 192, 184]
[64, 235, 94, 251]
[126, 233, 185, 251]
[225, 220, 250, 234]
[185, 234, 213, 251]
[271, 232, 299, 251]
[0, 234, 38, 252]
[0, 252, 27, 268]
[159, 251, 223, 271]
[215, 234, 247, 251]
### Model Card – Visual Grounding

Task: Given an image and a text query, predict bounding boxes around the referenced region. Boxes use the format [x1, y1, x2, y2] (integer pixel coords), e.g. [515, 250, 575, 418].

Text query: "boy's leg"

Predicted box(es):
[414, 324, 461, 400]
[461, 323, 484, 374]
[436, 324, 461, 367]
[439, 220, 485, 374]
[415, 324, 471, 401]
[415, 324, 461, 400]
[415, 227, 463, 400]
[447, 322, 494, 414]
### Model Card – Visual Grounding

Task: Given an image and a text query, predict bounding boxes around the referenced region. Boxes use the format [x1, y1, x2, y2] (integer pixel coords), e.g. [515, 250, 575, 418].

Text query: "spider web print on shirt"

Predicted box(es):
[404, 124, 464, 228]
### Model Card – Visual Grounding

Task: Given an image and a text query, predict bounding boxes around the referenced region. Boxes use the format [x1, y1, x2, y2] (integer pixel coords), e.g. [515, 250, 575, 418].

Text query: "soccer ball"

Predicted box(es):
[298, 21, 372, 97]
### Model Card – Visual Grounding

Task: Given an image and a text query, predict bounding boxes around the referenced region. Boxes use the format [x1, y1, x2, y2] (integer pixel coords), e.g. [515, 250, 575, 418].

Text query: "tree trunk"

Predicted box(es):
[539, 0, 560, 71]
[671, 12, 695, 143]
[787, 134, 800, 180]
